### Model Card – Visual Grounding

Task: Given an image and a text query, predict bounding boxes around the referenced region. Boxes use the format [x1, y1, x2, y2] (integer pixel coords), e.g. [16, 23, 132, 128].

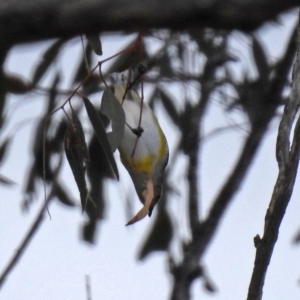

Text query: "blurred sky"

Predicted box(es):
[0, 10, 300, 300]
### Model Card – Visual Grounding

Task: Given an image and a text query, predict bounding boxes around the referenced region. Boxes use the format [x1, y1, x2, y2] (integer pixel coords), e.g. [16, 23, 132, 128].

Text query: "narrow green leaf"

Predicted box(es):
[158, 88, 180, 125]
[0, 138, 10, 165]
[52, 119, 69, 153]
[82, 134, 111, 243]
[31, 39, 67, 86]
[86, 33, 103, 56]
[4, 74, 31, 94]
[0, 174, 15, 186]
[52, 182, 76, 207]
[65, 114, 89, 211]
[82, 96, 119, 180]
[252, 35, 269, 80]
[138, 206, 173, 260]
[71, 111, 90, 165]
[106, 36, 148, 74]
[160, 52, 174, 77]
[72, 43, 93, 84]
[203, 278, 217, 293]
[189, 29, 212, 57]
[100, 89, 125, 152]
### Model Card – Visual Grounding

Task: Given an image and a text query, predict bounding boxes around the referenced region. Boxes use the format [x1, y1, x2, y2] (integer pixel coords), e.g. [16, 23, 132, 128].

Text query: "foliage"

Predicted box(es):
[0, 16, 299, 300]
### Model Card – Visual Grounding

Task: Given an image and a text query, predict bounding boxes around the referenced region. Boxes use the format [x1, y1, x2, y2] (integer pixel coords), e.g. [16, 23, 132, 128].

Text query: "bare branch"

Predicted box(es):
[247, 13, 300, 300]
[169, 21, 298, 298]
[0, 196, 51, 288]
[276, 24, 298, 168]
[0, 0, 299, 46]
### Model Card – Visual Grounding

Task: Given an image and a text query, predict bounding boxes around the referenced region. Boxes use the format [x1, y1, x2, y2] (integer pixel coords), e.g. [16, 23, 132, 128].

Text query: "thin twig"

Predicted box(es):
[42, 117, 51, 219]
[85, 275, 92, 300]
[169, 28, 292, 299]
[0, 195, 52, 288]
[170, 33, 233, 300]
[80, 35, 90, 73]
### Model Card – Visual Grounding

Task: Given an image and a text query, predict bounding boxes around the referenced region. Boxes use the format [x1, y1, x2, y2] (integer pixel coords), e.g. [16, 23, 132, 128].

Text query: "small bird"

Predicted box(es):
[111, 72, 169, 225]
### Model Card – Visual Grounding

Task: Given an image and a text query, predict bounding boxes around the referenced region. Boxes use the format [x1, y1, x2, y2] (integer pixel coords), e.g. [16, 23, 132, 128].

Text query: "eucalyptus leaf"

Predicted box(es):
[52, 182, 76, 207]
[72, 43, 93, 84]
[159, 52, 174, 77]
[105, 36, 147, 74]
[65, 113, 89, 211]
[158, 88, 180, 125]
[100, 89, 125, 152]
[0, 138, 10, 165]
[71, 111, 90, 165]
[138, 206, 173, 260]
[252, 35, 269, 80]
[82, 96, 119, 180]
[86, 33, 103, 56]
[32, 39, 66, 86]
[0, 174, 15, 186]
[4, 74, 31, 94]
[82, 133, 113, 244]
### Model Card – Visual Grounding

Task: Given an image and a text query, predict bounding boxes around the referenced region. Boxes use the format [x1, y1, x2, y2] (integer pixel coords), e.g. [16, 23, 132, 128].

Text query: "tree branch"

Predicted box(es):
[169, 19, 298, 299]
[0, 195, 51, 288]
[0, 0, 299, 46]
[247, 13, 300, 300]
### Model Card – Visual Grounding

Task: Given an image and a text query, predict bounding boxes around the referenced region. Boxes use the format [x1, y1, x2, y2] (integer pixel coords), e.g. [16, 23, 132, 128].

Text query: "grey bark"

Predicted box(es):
[0, 0, 299, 46]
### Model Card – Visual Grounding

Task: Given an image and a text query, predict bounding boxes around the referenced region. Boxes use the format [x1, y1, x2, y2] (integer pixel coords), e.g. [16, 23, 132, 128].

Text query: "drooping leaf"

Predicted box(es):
[0, 69, 7, 130]
[203, 278, 217, 293]
[82, 96, 119, 180]
[33, 122, 52, 180]
[82, 133, 112, 244]
[86, 33, 103, 56]
[52, 182, 76, 207]
[158, 88, 180, 125]
[201, 268, 217, 293]
[72, 43, 93, 84]
[71, 111, 90, 165]
[4, 74, 32, 94]
[65, 111, 90, 211]
[147, 87, 158, 109]
[31, 39, 67, 86]
[293, 226, 300, 244]
[189, 29, 213, 57]
[82, 219, 98, 244]
[22, 162, 37, 211]
[33, 74, 61, 180]
[0, 174, 15, 186]
[48, 73, 61, 107]
[0, 138, 10, 165]
[22, 73, 62, 211]
[106, 36, 148, 74]
[179, 102, 196, 154]
[51, 119, 69, 153]
[100, 89, 125, 152]
[159, 51, 174, 78]
[138, 205, 173, 260]
[252, 35, 269, 80]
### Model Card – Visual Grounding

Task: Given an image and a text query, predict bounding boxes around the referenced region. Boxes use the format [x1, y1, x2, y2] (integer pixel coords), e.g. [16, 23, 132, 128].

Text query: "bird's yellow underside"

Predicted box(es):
[112, 77, 168, 225]
[120, 123, 167, 174]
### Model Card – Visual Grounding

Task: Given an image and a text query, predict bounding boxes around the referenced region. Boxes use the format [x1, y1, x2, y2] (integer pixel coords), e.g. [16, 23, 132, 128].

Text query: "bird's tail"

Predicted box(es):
[126, 205, 149, 226]
[125, 180, 154, 226]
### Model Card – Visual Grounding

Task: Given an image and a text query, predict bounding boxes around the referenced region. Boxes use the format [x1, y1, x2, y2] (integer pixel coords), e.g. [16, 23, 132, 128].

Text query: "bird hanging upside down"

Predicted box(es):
[111, 72, 169, 225]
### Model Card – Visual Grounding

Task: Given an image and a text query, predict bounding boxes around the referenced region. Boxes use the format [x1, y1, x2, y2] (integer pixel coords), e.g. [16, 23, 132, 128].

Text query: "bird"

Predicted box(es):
[110, 71, 169, 225]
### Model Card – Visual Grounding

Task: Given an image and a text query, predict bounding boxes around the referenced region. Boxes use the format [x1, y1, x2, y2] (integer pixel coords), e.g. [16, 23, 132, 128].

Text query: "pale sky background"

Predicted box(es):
[0, 10, 300, 300]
